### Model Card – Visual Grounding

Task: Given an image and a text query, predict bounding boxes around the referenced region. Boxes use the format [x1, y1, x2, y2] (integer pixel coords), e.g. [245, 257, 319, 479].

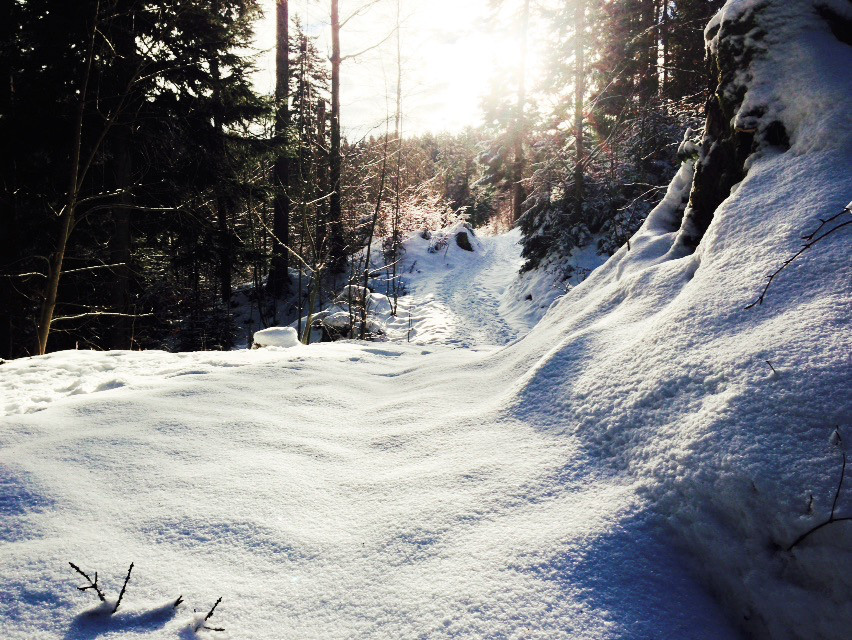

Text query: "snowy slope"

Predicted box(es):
[1, 1, 851, 639]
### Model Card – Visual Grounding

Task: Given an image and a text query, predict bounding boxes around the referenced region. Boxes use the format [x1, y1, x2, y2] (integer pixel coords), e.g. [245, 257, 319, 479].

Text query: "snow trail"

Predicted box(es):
[395, 228, 532, 348]
[2, 4, 850, 636]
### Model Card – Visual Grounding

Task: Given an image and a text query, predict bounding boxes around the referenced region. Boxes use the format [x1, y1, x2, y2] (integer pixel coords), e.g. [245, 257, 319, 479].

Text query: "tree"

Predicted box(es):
[511, 0, 531, 224]
[268, 0, 292, 298]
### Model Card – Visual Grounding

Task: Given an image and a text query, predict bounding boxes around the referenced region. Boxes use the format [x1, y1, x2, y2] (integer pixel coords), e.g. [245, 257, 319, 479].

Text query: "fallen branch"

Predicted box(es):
[746, 207, 851, 309]
[788, 429, 852, 551]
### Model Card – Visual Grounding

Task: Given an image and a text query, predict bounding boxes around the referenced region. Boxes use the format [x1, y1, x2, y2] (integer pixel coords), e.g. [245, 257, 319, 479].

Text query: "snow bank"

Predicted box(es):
[491, 1, 852, 636]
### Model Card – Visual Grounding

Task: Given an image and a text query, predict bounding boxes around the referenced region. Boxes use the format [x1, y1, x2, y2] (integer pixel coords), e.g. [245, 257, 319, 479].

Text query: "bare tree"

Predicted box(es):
[511, 0, 530, 224]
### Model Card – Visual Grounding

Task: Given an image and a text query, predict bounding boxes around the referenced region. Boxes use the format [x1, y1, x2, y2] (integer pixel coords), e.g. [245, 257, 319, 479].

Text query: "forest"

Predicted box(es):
[0, 0, 722, 357]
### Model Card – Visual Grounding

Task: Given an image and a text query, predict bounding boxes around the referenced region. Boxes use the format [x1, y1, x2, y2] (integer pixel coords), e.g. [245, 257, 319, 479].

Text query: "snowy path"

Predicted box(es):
[394, 228, 532, 348]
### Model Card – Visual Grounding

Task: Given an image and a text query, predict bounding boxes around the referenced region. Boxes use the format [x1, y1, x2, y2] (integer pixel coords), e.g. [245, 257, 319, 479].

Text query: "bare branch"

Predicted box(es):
[112, 563, 133, 613]
[195, 596, 224, 632]
[69, 562, 106, 602]
[746, 207, 851, 309]
[788, 429, 850, 551]
[52, 311, 154, 323]
[341, 27, 398, 62]
[340, 0, 384, 28]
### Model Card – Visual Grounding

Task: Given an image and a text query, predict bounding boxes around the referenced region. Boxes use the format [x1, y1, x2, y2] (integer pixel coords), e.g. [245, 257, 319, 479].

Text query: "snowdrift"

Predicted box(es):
[494, 0, 852, 636]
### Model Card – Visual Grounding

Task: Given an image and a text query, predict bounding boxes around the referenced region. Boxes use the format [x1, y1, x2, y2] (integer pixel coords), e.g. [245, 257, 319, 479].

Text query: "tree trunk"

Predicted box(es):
[269, 0, 291, 297]
[391, 0, 402, 313]
[108, 4, 136, 350]
[328, 0, 346, 273]
[661, 0, 670, 97]
[640, 0, 659, 98]
[37, 2, 101, 355]
[573, 0, 585, 223]
[511, 0, 531, 224]
[0, 0, 17, 358]
[209, 5, 232, 313]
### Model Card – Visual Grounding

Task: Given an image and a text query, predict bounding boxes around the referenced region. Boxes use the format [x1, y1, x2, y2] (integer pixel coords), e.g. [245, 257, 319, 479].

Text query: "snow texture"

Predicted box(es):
[0, 1, 850, 638]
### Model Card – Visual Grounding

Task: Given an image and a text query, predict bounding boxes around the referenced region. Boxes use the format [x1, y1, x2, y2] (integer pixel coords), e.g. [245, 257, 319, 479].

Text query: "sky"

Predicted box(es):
[254, 0, 545, 139]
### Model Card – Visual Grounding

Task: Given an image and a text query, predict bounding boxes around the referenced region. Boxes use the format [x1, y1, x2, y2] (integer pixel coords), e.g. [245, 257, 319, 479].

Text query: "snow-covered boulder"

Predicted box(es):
[252, 326, 300, 349]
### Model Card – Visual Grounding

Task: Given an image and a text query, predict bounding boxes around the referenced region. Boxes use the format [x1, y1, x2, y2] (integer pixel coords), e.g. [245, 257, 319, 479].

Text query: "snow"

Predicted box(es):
[252, 327, 300, 349]
[1, 1, 850, 638]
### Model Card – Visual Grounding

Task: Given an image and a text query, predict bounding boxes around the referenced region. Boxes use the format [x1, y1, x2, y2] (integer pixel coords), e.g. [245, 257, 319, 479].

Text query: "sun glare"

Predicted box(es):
[257, 0, 545, 137]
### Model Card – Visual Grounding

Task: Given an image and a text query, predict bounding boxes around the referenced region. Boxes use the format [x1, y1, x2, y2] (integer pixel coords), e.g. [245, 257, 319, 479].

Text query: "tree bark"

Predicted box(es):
[108, 3, 136, 350]
[36, 1, 102, 355]
[0, 0, 17, 358]
[210, 3, 232, 313]
[391, 0, 402, 313]
[327, 0, 346, 273]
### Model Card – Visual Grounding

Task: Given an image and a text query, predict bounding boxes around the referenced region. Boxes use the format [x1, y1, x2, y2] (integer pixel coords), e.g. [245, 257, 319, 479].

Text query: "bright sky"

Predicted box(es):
[254, 0, 544, 139]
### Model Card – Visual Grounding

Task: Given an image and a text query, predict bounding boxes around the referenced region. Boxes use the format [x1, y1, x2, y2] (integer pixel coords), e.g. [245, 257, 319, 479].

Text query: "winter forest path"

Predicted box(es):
[393, 228, 534, 348]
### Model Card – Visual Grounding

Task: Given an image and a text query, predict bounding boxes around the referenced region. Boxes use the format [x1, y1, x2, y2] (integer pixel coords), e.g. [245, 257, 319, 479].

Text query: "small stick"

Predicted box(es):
[765, 360, 777, 375]
[112, 563, 133, 613]
[788, 429, 851, 550]
[195, 597, 224, 632]
[746, 207, 851, 309]
[174, 595, 184, 608]
[69, 562, 106, 602]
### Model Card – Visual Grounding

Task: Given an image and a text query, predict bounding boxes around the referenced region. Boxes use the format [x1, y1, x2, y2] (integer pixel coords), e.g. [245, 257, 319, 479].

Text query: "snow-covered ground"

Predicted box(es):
[1, 1, 851, 638]
[0, 342, 741, 640]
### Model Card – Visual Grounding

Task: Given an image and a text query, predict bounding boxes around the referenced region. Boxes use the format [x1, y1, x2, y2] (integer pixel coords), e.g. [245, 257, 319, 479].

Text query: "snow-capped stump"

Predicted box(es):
[252, 326, 299, 349]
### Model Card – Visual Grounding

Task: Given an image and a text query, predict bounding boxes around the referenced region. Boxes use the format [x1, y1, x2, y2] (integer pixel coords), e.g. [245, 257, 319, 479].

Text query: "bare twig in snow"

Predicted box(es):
[112, 563, 133, 613]
[788, 429, 852, 551]
[746, 207, 851, 309]
[195, 596, 225, 632]
[69, 562, 106, 602]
